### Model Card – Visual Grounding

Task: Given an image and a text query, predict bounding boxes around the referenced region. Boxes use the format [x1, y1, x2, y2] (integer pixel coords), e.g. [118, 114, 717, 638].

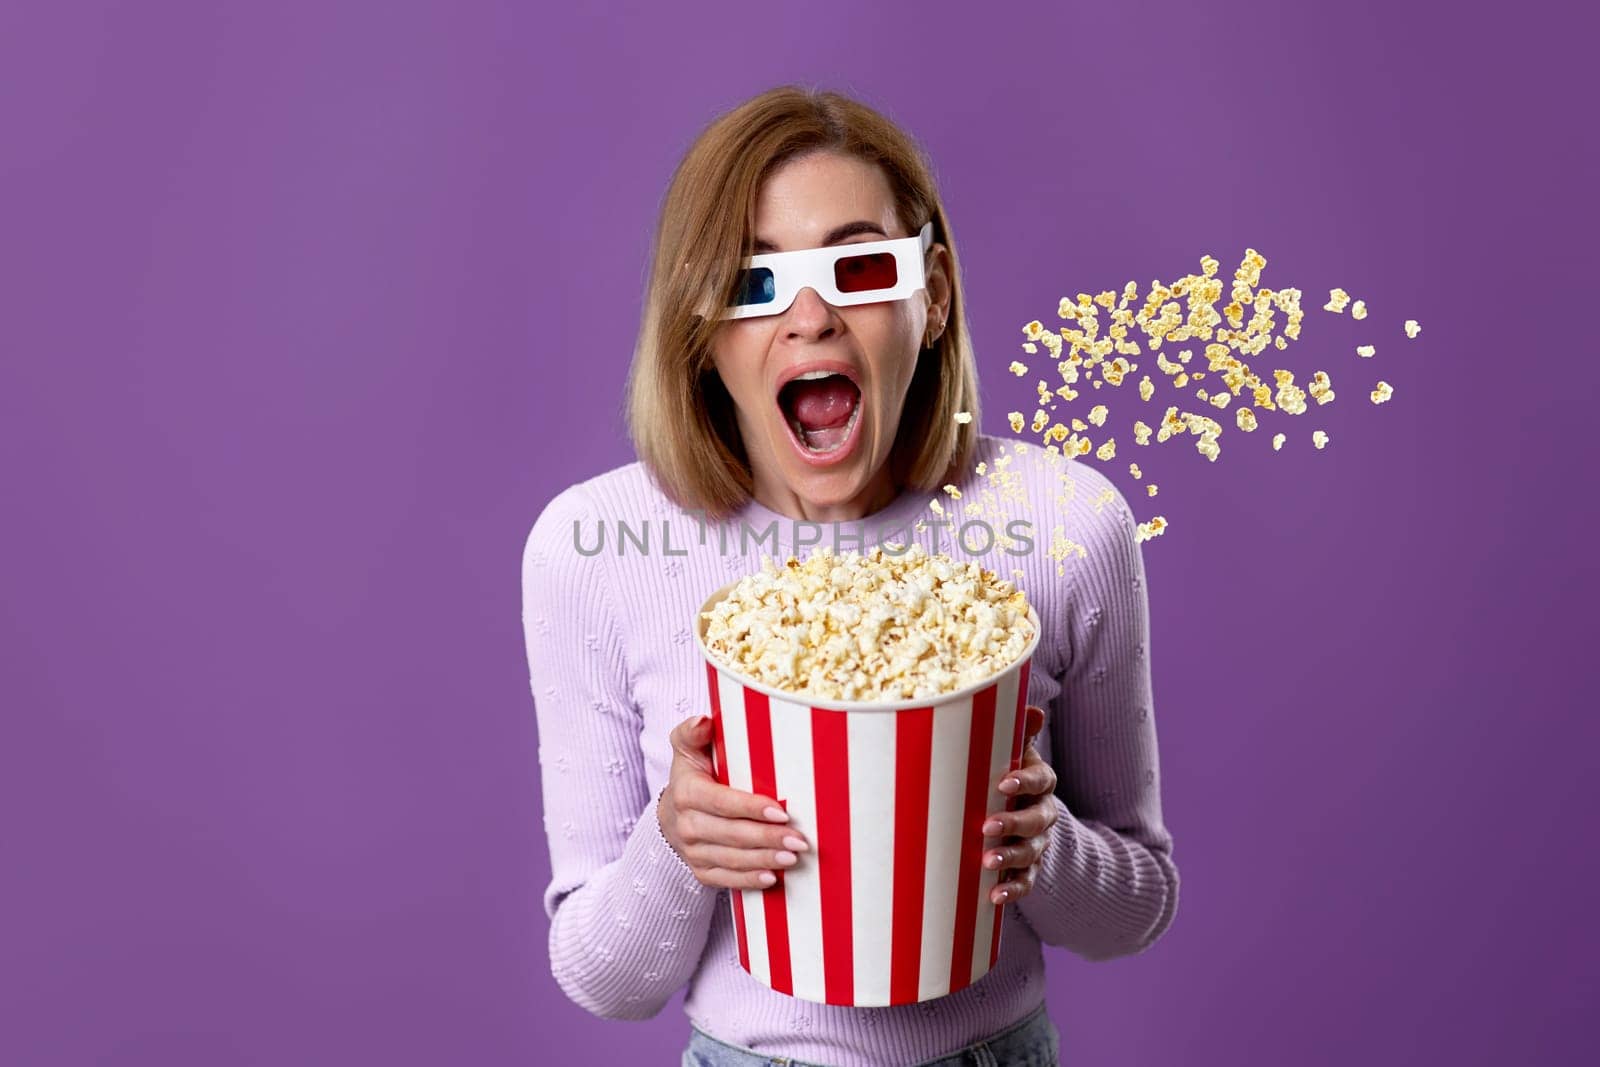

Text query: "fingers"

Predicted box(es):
[983, 834, 1048, 873]
[674, 771, 789, 824]
[696, 866, 786, 891]
[676, 807, 809, 853]
[674, 815, 810, 892]
[691, 841, 803, 874]
[995, 756, 1057, 800]
[668, 713, 719, 774]
[1021, 704, 1045, 743]
[990, 866, 1038, 905]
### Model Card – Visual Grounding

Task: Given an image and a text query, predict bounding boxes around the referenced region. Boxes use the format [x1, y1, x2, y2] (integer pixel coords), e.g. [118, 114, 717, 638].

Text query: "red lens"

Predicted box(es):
[833, 251, 898, 293]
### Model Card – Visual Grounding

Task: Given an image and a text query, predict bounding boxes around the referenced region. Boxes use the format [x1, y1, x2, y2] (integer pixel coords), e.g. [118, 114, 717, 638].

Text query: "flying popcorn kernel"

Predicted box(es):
[1309, 370, 1335, 406]
[1312, 430, 1329, 449]
[1357, 344, 1375, 358]
[1008, 411, 1025, 432]
[942, 484, 962, 499]
[1352, 300, 1367, 320]
[954, 411, 973, 424]
[1088, 404, 1108, 427]
[1096, 438, 1117, 461]
[1272, 432, 1286, 451]
[1023, 320, 1044, 341]
[1147, 484, 1159, 497]
[1133, 420, 1153, 446]
[1139, 375, 1154, 402]
[1236, 407, 1258, 432]
[1135, 515, 1169, 543]
[1324, 288, 1351, 313]
[1405, 319, 1420, 338]
[1129, 462, 1142, 479]
[1010, 361, 1029, 376]
[1371, 381, 1394, 404]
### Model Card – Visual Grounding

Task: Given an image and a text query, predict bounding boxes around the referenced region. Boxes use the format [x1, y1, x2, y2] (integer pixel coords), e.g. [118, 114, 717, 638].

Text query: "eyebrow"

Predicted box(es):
[751, 220, 888, 254]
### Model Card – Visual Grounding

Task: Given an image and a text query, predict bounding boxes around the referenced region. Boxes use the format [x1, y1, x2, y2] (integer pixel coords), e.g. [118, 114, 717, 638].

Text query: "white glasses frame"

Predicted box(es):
[716, 221, 935, 321]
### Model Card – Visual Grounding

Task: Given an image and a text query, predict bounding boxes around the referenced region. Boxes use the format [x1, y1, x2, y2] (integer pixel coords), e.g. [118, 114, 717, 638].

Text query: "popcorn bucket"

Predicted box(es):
[693, 580, 1041, 1007]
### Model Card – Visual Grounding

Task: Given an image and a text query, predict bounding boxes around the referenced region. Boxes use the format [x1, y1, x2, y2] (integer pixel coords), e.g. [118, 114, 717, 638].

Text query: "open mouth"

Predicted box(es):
[777, 371, 862, 455]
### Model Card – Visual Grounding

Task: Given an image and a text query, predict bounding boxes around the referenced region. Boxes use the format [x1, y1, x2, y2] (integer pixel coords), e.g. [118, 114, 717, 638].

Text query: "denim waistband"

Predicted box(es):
[683, 1000, 1059, 1067]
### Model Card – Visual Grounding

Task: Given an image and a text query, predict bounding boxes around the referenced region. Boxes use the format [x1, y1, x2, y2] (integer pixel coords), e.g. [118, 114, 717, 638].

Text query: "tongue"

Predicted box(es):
[789, 377, 857, 430]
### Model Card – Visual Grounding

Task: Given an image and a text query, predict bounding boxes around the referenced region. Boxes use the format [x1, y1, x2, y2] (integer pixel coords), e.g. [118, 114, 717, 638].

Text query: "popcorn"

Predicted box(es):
[1008, 411, 1025, 432]
[1009, 361, 1029, 377]
[942, 484, 963, 499]
[1309, 370, 1335, 405]
[1312, 430, 1329, 449]
[1134, 516, 1168, 542]
[1129, 462, 1142, 479]
[954, 411, 973, 424]
[701, 546, 1036, 702]
[1012, 251, 1415, 544]
[1146, 484, 1159, 497]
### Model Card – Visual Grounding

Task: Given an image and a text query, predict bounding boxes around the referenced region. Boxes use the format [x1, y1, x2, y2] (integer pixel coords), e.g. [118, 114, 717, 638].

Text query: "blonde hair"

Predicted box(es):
[625, 84, 980, 520]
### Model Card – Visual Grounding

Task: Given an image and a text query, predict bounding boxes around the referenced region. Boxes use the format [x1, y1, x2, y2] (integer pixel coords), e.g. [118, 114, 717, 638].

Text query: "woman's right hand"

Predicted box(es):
[658, 714, 810, 890]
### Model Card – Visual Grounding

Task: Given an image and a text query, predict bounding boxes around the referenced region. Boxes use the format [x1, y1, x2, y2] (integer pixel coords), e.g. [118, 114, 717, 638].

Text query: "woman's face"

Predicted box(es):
[710, 150, 951, 524]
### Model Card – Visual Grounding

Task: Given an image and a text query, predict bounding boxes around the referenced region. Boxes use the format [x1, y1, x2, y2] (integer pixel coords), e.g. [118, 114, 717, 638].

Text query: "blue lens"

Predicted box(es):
[731, 267, 776, 307]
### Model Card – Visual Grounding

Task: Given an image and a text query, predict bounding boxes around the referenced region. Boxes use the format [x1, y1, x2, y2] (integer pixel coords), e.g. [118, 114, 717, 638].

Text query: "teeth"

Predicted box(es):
[794, 369, 844, 382]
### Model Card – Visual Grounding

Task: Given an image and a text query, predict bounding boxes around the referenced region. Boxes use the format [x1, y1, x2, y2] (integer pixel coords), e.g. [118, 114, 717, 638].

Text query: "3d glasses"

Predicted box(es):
[717, 222, 934, 320]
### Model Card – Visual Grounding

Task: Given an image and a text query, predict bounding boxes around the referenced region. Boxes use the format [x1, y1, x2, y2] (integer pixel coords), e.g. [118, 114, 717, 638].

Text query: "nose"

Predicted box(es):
[782, 286, 840, 340]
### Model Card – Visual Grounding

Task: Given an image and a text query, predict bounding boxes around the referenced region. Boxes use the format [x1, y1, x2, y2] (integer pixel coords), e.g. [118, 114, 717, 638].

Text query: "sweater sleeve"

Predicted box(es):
[1011, 470, 1180, 961]
[521, 483, 722, 1019]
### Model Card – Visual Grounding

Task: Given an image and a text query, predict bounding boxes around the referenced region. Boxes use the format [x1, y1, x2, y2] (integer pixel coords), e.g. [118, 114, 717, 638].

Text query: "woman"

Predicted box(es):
[521, 85, 1178, 1067]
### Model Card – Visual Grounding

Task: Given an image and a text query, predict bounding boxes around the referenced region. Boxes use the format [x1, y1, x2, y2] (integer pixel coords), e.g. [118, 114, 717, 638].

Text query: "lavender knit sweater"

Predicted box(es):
[520, 432, 1179, 1065]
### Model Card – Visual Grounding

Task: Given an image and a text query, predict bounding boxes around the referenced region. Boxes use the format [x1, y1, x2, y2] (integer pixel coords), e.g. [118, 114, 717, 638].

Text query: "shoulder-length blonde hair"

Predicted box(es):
[625, 84, 980, 520]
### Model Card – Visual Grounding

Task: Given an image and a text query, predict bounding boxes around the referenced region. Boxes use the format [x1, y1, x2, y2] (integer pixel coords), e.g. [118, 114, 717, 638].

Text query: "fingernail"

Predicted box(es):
[985, 853, 1001, 869]
[783, 835, 809, 851]
[982, 820, 1002, 835]
[763, 806, 789, 822]
[999, 778, 1019, 793]
[995, 888, 1010, 903]
[775, 850, 797, 865]
[758, 871, 777, 886]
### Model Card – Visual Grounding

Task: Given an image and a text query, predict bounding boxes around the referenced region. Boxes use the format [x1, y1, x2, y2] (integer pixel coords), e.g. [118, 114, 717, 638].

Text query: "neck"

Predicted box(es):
[750, 462, 900, 524]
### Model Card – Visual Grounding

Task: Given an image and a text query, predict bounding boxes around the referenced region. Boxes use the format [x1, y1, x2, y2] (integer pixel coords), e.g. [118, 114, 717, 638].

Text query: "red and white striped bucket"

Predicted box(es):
[695, 580, 1041, 1006]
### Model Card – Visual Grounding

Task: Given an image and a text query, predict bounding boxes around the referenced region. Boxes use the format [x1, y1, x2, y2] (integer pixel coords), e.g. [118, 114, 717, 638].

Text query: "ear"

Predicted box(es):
[924, 242, 953, 336]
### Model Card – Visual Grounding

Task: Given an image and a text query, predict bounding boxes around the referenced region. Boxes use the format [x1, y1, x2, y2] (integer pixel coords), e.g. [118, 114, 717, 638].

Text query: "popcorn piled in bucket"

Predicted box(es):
[701, 545, 1035, 702]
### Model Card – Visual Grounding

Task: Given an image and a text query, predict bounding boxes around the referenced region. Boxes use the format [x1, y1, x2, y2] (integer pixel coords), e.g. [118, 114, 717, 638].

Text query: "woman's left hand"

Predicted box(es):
[982, 704, 1058, 906]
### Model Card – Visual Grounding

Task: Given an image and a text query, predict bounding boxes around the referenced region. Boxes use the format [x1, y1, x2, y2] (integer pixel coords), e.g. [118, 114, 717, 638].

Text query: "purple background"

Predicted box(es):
[3, 1, 1595, 1064]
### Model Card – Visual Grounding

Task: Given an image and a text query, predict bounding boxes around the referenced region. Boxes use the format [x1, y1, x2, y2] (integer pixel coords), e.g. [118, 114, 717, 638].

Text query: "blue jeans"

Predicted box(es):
[681, 1001, 1060, 1066]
